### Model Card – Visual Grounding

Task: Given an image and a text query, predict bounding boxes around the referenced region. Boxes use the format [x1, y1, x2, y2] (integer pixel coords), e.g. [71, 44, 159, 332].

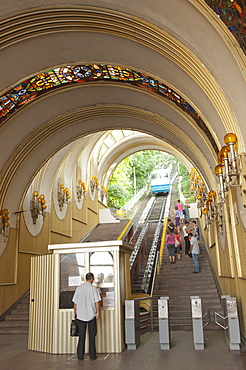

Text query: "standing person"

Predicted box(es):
[166, 230, 176, 264]
[189, 232, 200, 273]
[73, 272, 101, 361]
[184, 200, 190, 222]
[183, 221, 191, 255]
[175, 229, 182, 260]
[174, 206, 180, 232]
[176, 199, 184, 223]
[167, 218, 175, 233]
[192, 220, 200, 240]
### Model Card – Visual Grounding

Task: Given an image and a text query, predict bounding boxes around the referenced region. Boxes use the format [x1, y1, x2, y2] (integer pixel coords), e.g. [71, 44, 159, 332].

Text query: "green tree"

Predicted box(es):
[107, 150, 194, 208]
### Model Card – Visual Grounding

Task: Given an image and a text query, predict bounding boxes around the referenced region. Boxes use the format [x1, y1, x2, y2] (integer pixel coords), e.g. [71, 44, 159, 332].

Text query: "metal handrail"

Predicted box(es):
[130, 196, 156, 268]
[141, 197, 166, 293]
[132, 251, 160, 332]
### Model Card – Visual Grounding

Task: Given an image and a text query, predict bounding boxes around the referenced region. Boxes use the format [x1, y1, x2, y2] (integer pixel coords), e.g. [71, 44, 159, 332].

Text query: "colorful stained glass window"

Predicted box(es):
[204, 0, 246, 54]
[0, 64, 218, 154]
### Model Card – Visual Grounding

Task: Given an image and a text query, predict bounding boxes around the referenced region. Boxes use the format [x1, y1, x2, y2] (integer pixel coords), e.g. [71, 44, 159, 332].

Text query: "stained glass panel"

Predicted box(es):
[204, 0, 246, 54]
[0, 64, 219, 153]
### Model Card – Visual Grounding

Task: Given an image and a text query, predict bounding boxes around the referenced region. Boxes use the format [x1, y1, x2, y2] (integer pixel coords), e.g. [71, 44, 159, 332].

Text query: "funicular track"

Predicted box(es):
[130, 194, 168, 294]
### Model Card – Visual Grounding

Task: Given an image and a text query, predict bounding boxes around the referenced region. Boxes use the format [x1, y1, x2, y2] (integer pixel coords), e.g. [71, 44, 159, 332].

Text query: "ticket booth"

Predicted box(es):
[28, 240, 133, 354]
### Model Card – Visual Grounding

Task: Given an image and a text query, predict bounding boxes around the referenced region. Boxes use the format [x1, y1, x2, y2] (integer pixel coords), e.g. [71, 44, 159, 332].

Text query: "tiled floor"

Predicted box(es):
[1, 330, 246, 370]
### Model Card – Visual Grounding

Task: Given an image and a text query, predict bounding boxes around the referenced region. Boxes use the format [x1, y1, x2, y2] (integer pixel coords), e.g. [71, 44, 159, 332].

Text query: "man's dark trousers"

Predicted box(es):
[184, 236, 190, 254]
[77, 317, 97, 360]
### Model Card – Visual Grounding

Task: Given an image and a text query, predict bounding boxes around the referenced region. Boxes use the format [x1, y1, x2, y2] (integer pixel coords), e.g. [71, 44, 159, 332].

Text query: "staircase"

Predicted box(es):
[152, 228, 223, 330]
[0, 293, 29, 334]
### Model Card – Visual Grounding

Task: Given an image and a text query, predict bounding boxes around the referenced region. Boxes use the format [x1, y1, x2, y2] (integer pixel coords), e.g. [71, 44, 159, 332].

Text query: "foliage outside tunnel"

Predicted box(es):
[107, 150, 194, 209]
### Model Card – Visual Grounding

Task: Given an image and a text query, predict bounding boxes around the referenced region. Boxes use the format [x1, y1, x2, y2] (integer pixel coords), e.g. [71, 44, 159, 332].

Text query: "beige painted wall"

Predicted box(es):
[0, 199, 105, 316]
[199, 192, 246, 339]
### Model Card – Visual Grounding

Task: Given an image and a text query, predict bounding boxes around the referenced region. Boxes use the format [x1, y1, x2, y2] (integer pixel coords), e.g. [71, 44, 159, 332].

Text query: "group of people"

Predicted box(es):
[72, 200, 200, 362]
[166, 199, 201, 273]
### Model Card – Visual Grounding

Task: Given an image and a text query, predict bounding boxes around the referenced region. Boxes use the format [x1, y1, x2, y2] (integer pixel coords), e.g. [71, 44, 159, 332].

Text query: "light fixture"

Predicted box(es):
[202, 207, 209, 230]
[30, 191, 47, 224]
[189, 168, 207, 207]
[207, 190, 218, 221]
[218, 145, 231, 185]
[77, 180, 87, 202]
[90, 176, 99, 194]
[214, 133, 246, 206]
[0, 209, 10, 241]
[58, 185, 70, 210]
[224, 133, 238, 172]
[214, 164, 225, 201]
[100, 186, 108, 202]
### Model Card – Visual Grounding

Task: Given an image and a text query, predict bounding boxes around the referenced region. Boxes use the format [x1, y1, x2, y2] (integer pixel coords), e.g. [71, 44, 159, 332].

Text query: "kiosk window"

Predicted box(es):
[59, 253, 85, 309]
[90, 251, 114, 283]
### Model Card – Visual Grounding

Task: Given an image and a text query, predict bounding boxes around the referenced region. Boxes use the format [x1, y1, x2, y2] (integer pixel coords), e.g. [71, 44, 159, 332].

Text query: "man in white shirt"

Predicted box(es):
[189, 232, 200, 273]
[73, 272, 101, 360]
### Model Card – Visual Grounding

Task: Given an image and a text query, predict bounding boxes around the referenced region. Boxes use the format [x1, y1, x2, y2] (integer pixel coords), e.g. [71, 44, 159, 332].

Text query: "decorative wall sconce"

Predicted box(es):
[202, 207, 209, 230]
[77, 179, 87, 202]
[190, 168, 219, 227]
[207, 190, 218, 221]
[58, 185, 70, 211]
[30, 191, 47, 224]
[0, 209, 10, 241]
[100, 186, 108, 202]
[90, 176, 99, 194]
[214, 133, 246, 205]
[189, 168, 207, 209]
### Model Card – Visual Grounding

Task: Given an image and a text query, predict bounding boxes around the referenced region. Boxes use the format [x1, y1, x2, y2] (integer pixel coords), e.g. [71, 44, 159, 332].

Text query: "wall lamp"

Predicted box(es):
[100, 186, 108, 202]
[58, 185, 70, 211]
[30, 191, 47, 224]
[214, 133, 246, 205]
[190, 168, 219, 227]
[77, 179, 87, 202]
[207, 190, 218, 221]
[189, 168, 207, 209]
[90, 176, 99, 194]
[0, 209, 10, 241]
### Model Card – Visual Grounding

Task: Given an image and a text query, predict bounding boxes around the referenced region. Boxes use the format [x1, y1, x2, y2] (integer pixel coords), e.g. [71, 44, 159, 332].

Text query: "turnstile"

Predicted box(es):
[214, 295, 241, 350]
[125, 300, 140, 350]
[190, 296, 204, 350]
[158, 297, 170, 350]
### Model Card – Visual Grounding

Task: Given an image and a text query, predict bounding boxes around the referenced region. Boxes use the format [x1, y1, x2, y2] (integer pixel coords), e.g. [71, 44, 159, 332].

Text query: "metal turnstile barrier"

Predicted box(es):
[125, 300, 140, 350]
[158, 297, 170, 350]
[214, 296, 241, 350]
[190, 296, 204, 350]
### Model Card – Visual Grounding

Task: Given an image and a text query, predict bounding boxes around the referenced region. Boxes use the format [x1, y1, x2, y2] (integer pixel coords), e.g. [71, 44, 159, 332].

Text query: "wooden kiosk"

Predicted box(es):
[28, 238, 133, 354]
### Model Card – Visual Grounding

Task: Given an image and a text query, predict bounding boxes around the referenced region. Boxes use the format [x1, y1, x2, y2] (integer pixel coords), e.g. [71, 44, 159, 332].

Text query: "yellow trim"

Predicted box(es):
[117, 219, 132, 240]
[158, 217, 168, 273]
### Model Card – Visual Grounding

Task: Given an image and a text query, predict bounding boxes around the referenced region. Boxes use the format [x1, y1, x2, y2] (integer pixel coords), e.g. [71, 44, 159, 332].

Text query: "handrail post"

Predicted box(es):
[150, 297, 154, 331]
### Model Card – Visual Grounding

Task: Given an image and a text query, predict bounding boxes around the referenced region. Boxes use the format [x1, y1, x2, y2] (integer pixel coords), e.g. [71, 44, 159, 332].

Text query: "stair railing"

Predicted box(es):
[141, 197, 167, 293]
[130, 197, 156, 269]
[131, 251, 160, 333]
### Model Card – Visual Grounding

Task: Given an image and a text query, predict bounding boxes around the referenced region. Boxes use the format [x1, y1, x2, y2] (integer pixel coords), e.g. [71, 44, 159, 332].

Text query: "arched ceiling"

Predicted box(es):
[0, 0, 245, 215]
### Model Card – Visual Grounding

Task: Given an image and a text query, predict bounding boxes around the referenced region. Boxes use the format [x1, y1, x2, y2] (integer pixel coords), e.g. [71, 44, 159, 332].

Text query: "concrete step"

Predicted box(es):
[0, 320, 29, 328]
[5, 314, 29, 321]
[0, 292, 30, 335]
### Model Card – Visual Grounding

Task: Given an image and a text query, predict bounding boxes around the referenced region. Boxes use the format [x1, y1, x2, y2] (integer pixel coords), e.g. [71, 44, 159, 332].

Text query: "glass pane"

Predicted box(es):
[90, 265, 114, 283]
[104, 134, 115, 147]
[59, 253, 85, 309]
[90, 251, 113, 265]
[100, 287, 115, 307]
